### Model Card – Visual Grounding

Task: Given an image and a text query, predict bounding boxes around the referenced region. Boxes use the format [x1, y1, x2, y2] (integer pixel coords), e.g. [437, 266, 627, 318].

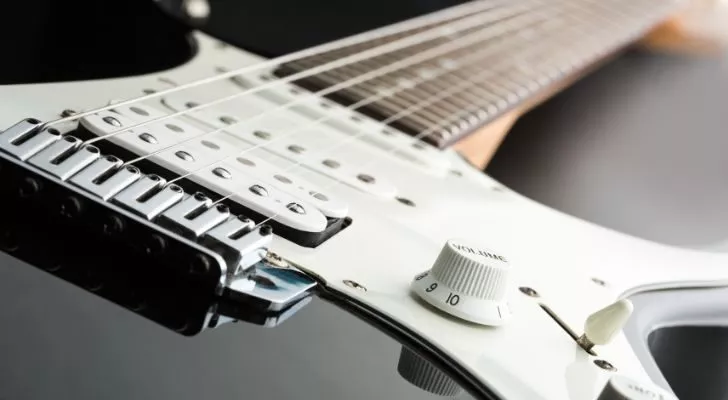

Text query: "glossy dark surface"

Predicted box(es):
[0, 251, 477, 400]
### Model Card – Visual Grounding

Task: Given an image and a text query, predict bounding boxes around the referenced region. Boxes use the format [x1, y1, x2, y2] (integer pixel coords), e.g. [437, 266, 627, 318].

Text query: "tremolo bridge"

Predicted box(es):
[0, 119, 317, 334]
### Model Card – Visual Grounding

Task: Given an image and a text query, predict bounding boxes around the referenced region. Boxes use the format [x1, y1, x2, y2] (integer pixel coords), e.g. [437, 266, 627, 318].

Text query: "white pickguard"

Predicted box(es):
[2, 32, 727, 400]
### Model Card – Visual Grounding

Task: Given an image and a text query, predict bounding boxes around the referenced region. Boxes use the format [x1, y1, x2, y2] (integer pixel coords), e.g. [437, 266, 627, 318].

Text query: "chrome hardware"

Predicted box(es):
[69, 156, 141, 200]
[286, 202, 306, 214]
[226, 259, 317, 312]
[203, 216, 272, 279]
[158, 193, 231, 238]
[0, 115, 319, 331]
[112, 175, 184, 220]
[27, 136, 100, 180]
[0, 119, 59, 160]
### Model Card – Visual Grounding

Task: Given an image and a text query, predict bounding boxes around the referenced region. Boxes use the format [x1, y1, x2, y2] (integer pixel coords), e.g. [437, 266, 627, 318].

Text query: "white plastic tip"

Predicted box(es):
[583, 299, 634, 346]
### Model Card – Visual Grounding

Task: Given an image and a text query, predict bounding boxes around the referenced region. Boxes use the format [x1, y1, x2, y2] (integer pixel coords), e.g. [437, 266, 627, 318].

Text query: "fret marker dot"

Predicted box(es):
[418, 68, 437, 79]
[438, 58, 458, 70]
[397, 79, 415, 89]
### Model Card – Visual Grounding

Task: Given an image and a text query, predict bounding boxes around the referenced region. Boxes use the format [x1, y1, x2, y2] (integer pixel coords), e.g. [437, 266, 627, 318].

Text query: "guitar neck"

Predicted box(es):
[275, 0, 684, 148]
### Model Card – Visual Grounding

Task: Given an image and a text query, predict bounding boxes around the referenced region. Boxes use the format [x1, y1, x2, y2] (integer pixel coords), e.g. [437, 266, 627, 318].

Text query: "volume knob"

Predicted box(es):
[412, 239, 512, 326]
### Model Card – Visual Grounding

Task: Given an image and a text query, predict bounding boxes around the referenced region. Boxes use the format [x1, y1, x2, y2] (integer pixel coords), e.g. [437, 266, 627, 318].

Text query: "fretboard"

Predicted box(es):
[275, 0, 683, 148]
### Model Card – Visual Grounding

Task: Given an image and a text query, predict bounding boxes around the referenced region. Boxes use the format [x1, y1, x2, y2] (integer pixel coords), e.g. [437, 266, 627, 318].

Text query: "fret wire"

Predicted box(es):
[51, 0, 517, 129]
[341, 7, 556, 125]
[426, 2, 596, 135]
[432, 1, 615, 139]
[311, 8, 555, 129]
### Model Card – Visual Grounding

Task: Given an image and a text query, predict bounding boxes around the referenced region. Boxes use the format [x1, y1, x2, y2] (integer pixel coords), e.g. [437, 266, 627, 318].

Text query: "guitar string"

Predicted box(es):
[215, 0, 634, 228]
[43, 0, 507, 130]
[77, 1, 528, 145]
[122, 5, 548, 169]
[160, 9, 557, 187]
[202, 5, 582, 217]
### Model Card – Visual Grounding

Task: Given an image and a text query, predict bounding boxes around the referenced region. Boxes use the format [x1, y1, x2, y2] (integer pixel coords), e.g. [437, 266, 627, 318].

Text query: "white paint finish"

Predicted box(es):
[2, 31, 727, 400]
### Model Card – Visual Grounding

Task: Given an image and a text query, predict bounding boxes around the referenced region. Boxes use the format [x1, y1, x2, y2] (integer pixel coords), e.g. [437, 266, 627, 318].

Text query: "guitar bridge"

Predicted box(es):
[0, 119, 317, 334]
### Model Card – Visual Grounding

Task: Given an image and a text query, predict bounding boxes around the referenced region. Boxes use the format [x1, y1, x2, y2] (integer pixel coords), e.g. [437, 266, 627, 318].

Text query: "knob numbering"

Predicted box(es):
[597, 375, 677, 400]
[412, 239, 512, 326]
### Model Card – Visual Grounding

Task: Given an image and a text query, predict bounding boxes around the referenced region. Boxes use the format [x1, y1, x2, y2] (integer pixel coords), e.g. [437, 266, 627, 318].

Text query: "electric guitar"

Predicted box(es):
[1, 0, 727, 399]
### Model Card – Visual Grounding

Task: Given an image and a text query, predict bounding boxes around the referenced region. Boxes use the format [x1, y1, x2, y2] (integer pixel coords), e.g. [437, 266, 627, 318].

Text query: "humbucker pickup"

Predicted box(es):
[0, 119, 317, 334]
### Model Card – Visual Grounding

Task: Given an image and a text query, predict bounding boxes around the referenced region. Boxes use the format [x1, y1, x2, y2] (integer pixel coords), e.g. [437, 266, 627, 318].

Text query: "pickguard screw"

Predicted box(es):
[594, 359, 617, 371]
[61, 109, 77, 117]
[591, 278, 607, 286]
[343, 280, 367, 291]
[519, 287, 539, 297]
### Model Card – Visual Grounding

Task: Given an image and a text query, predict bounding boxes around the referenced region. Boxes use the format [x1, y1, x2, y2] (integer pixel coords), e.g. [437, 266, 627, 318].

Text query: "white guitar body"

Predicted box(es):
[2, 30, 725, 400]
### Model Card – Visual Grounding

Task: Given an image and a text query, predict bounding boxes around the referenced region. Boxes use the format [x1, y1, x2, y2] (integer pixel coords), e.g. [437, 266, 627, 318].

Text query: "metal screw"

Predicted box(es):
[450, 170, 463, 177]
[519, 287, 539, 297]
[138, 133, 158, 144]
[591, 278, 607, 286]
[60, 109, 77, 117]
[212, 167, 232, 179]
[287, 144, 306, 154]
[265, 251, 289, 268]
[594, 359, 616, 371]
[287, 202, 306, 214]
[249, 184, 268, 197]
[343, 280, 367, 291]
[102, 116, 122, 127]
[175, 150, 195, 162]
